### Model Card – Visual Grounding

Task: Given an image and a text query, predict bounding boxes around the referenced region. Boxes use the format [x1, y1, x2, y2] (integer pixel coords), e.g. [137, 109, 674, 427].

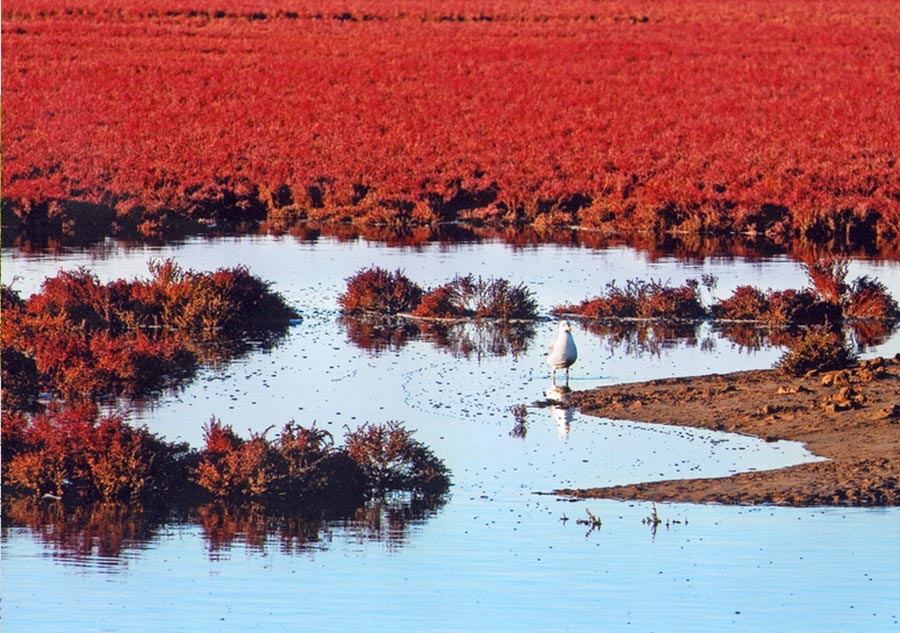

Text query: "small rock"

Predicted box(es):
[833, 370, 851, 386]
[837, 386, 854, 400]
[877, 404, 900, 419]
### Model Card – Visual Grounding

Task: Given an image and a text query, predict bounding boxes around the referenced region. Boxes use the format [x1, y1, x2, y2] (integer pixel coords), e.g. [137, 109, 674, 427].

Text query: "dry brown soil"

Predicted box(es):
[554, 355, 900, 506]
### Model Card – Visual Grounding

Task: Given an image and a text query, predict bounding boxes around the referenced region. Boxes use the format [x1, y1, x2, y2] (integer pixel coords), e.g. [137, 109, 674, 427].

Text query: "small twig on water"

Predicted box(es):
[576, 508, 602, 536]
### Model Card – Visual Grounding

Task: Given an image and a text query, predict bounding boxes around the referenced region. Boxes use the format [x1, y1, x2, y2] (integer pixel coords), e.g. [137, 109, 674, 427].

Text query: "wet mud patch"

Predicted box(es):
[558, 356, 900, 506]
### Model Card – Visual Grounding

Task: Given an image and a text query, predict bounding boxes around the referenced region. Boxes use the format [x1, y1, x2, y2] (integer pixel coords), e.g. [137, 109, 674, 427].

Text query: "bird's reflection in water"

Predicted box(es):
[545, 384, 575, 440]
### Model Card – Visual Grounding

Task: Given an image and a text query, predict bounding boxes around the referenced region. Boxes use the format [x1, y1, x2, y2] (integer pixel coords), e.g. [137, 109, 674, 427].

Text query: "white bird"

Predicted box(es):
[547, 320, 577, 384]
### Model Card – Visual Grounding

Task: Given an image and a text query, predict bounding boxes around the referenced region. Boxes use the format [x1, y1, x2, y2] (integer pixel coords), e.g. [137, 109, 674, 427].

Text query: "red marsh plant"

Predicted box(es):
[763, 288, 843, 329]
[4, 410, 451, 508]
[194, 420, 287, 501]
[339, 268, 537, 319]
[552, 279, 707, 321]
[2, 402, 191, 503]
[711, 286, 842, 329]
[710, 285, 769, 321]
[412, 275, 538, 320]
[1, 284, 42, 409]
[1, 260, 297, 404]
[775, 325, 858, 377]
[344, 421, 451, 496]
[411, 284, 460, 319]
[194, 419, 366, 504]
[338, 267, 423, 315]
[638, 279, 706, 320]
[803, 258, 849, 306]
[551, 280, 640, 319]
[194, 419, 449, 503]
[844, 276, 899, 323]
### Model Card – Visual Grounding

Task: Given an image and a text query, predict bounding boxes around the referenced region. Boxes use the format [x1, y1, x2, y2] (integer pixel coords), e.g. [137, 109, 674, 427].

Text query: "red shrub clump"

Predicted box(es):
[763, 289, 843, 328]
[553, 279, 706, 320]
[194, 419, 450, 503]
[338, 267, 423, 315]
[412, 275, 538, 320]
[2, 403, 189, 503]
[776, 326, 858, 376]
[711, 285, 842, 328]
[846, 276, 900, 322]
[344, 421, 451, 496]
[711, 285, 769, 321]
[193, 419, 361, 503]
[1, 260, 297, 404]
[3, 410, 451, 507]
[339, 268, 538, 319]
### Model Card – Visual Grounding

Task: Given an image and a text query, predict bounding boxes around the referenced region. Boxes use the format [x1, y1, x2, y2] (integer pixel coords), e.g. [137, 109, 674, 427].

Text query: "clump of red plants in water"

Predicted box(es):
[343, 421, 451, 495]
[412, 275, 539, 320]
[553, 258, 897, 331]
[337, 267, 423, 315]
[1, 259, 297, 405]
[2, 406, 450, 509]
[552, 279, 707, 321]
[551, 258, 897, 371]
[775, 326, 858, 377]
[8, 1, 899, 254]
[339, 267, 538, 320]
[711, 287, 842, 328]
[2, 402, 193, 504]
[711, 258, 899, 339]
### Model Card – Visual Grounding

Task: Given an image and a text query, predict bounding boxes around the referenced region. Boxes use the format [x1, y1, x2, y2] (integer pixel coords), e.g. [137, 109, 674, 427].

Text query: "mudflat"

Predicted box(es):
[556, 356, 900, 506]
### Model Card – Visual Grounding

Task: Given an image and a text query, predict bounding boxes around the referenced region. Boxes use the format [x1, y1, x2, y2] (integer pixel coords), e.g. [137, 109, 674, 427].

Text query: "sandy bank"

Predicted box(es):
[554, 356, 900, 506]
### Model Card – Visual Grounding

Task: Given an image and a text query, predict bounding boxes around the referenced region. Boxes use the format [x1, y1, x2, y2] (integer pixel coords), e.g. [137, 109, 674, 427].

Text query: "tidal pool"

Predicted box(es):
[3, 236, 900, 632]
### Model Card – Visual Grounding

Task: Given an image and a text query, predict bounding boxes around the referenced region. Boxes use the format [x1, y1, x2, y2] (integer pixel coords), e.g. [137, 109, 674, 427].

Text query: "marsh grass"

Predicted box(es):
[3, 408, 451, 508]
[1, 260, 298, 405]
[552, 279, 706, 321]
[775, 325, 858, 376]
[337, 267, 423, 315]
[340, 267, 538, 320]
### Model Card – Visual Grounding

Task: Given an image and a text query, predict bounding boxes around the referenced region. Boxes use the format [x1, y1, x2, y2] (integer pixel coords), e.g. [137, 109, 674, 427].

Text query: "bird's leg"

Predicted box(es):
[551, 367, 557, 384]
[565, 367, 570, 385]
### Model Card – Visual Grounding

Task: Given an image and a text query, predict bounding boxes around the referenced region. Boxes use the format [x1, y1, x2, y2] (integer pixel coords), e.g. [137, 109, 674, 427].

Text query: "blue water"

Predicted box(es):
[3, 236, 899, 632]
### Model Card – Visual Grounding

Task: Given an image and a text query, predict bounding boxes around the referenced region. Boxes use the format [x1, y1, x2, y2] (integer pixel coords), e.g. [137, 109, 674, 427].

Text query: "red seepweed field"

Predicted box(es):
[3, 0, 900, 252]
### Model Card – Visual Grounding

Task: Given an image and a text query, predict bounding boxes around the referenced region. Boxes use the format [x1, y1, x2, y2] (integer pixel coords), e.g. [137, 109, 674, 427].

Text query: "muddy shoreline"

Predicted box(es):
[554, 356, 900, 506]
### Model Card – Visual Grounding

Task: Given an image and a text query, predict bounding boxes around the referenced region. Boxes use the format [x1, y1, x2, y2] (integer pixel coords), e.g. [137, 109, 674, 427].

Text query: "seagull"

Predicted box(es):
[547, 320, 577, 384]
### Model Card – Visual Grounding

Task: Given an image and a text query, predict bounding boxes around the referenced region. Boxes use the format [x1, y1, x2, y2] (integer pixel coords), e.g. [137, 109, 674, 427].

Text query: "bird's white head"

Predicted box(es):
[559, 320, 572, 333]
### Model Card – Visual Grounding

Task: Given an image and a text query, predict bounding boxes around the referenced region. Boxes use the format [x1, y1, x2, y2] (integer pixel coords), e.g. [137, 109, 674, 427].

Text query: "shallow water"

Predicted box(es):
[3, 236, 900, 632]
